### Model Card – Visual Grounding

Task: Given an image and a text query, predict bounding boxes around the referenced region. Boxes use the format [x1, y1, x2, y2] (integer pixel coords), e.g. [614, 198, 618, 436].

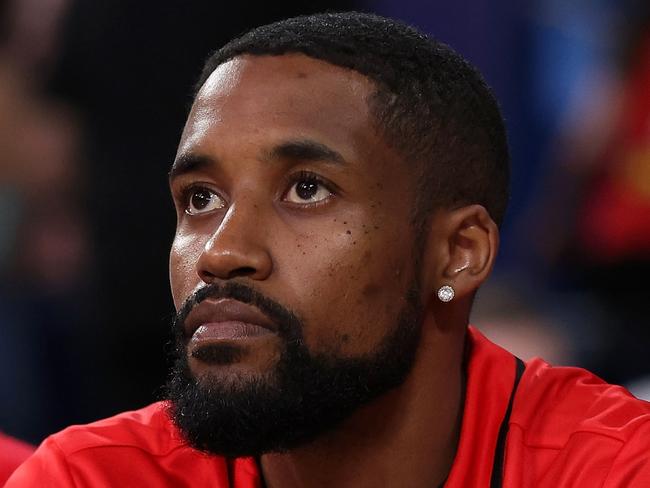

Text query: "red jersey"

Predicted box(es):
[7, 327, 650, 487]
[0, 432, 34, 485]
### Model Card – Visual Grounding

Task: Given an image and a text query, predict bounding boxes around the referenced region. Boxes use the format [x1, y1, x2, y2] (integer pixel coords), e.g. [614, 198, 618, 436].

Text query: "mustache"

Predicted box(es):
[173, 281, 303, 341]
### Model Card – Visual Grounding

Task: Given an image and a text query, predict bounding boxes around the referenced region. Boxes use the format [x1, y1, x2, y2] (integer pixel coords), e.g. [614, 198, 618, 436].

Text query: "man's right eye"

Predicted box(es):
[184, 187, 226, 215]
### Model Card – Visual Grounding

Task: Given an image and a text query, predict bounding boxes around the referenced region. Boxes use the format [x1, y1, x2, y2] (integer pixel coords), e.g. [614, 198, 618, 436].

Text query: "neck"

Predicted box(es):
[260, 323, 466, 488]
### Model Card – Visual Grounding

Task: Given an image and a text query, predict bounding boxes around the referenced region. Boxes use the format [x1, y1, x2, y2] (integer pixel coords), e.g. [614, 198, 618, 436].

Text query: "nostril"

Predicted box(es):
[198, 269, 217, 283]
[226, 267, 257, 279]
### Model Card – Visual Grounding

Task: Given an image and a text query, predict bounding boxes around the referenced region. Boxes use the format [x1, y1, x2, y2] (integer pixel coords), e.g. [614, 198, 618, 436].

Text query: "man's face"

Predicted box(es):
[167, 54, 425, 455]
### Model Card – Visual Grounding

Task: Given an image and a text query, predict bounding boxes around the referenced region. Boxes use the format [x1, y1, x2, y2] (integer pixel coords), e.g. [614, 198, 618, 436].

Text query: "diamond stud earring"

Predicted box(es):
[437, 285, 455, 302]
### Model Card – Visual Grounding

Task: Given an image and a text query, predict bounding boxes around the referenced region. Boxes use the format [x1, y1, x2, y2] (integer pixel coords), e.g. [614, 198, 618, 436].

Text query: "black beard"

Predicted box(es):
[165, 281, 423, 458]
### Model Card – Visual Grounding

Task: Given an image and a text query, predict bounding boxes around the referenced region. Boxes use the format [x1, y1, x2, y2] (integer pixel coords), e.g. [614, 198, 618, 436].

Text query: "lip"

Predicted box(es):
[183, 298, 278, 341]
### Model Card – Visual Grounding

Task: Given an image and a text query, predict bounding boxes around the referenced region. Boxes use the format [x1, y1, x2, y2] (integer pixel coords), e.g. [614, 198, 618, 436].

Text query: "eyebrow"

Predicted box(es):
[267, 139, 347, 166]
[168, 153, 216, 180]
[169, 138, 347, 181]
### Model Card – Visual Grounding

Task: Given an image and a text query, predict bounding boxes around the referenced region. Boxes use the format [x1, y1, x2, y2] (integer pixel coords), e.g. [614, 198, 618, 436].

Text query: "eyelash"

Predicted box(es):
[284, 171, 343, 211]
[285, 170, 336, 196]
[177, 183, 220, 207]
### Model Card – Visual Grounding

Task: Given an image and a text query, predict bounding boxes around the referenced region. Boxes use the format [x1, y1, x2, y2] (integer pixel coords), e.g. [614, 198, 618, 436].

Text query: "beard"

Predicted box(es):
[165, 281, 423, 458]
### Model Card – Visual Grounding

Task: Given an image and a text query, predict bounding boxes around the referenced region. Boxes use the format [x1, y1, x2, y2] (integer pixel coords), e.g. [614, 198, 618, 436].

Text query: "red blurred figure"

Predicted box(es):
[578, 30, 650, 261]
[0, 432, 33, 485]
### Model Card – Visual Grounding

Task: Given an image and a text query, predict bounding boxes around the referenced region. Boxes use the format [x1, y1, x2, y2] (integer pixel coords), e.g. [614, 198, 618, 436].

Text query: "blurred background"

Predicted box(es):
[0, 0, 648, 445]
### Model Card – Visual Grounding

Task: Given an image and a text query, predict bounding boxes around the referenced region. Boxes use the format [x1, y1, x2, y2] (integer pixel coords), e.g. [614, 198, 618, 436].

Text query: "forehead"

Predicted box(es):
[177, 54, 381, 161]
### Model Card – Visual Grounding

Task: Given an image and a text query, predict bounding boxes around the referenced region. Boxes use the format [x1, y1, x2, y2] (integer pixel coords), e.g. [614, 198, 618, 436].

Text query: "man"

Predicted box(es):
[7, 12, 650, 487]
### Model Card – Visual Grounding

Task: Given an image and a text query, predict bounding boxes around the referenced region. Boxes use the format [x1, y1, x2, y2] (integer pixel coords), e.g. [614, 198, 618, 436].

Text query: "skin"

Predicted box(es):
[169, 54, 499, 488]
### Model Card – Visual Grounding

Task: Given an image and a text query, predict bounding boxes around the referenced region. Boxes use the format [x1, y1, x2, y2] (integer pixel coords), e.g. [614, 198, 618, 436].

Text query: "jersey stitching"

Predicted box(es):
[54, 436, 196, 459]
[508, 419, 644, 450]
[599, 419, 650, 487]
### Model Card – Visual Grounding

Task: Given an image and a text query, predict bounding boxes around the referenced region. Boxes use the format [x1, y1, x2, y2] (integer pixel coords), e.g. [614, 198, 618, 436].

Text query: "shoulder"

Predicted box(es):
[506, 359, 650, 486]
[4, 402, 242, 487]
[514, 358, 650, 444]
[45, 401, 182, 457]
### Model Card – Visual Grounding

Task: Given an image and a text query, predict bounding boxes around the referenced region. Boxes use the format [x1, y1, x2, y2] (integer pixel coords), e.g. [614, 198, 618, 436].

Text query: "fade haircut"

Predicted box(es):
[195, 12, 510, 228]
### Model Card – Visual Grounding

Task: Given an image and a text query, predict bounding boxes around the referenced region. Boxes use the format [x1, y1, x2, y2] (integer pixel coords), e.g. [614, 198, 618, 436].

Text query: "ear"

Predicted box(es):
[422, 205, 499, 303]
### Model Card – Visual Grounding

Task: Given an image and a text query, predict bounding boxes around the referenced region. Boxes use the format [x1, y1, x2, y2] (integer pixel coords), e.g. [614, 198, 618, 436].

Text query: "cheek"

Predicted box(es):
[169, 230, 205, 310]
[279, 222, 415, 354]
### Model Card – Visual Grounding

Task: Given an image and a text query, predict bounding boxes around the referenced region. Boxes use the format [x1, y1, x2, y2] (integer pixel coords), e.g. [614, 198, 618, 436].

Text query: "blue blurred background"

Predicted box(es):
[1, 0, 649, 445]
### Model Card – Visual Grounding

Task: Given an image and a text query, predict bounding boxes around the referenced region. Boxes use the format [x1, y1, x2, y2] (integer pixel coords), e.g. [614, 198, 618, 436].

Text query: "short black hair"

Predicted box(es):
[195, 12, 510, 227]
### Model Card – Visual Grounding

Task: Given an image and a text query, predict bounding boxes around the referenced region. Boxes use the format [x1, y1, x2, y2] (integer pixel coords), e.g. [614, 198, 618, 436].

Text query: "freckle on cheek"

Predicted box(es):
[346, 230, 351, 235]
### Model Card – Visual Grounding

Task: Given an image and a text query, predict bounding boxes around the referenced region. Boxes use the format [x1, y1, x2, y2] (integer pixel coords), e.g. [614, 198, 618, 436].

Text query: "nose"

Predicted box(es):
[196, 200, 273, 283]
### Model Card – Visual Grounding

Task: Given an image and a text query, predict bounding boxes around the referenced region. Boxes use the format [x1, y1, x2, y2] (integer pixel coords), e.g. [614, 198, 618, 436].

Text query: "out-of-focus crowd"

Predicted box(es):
[1, 0, 90, 478]
[473, 0, 650, 399]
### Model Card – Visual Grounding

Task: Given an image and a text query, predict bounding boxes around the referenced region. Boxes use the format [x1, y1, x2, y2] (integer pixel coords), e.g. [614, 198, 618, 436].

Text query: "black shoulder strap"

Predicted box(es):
[489, 357, 525, 488]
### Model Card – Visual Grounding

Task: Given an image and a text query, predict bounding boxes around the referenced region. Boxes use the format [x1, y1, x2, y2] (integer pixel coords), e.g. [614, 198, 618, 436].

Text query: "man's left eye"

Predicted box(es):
[284, 178, 332, 204]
